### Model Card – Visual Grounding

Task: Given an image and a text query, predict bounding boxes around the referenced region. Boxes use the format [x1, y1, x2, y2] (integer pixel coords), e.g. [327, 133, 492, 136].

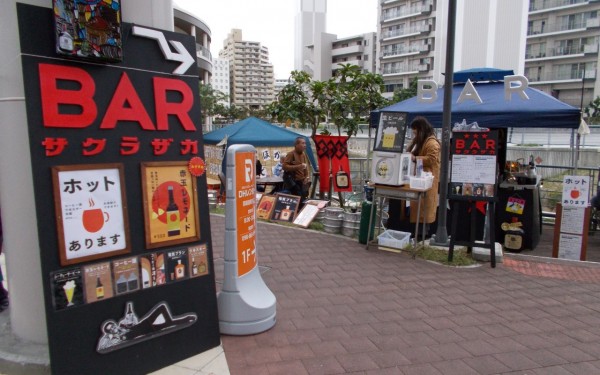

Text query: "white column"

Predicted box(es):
[0, 0, 173, 344]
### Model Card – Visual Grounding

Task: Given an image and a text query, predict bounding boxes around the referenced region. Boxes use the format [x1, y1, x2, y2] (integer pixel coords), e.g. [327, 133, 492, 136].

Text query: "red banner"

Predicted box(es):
[313, 135, 352, 192]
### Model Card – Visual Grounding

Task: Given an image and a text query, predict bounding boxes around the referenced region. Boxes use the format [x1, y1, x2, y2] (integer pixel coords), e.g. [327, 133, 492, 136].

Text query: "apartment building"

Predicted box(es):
[219, 29, 275, 110]
[296, 0, 378, 80]
[212, 58, 231, 107]
[377, 0, 527, 98]
[525, 0, 600, 109]
[331, 33, 377, 76]
[173, 6, 212, 84]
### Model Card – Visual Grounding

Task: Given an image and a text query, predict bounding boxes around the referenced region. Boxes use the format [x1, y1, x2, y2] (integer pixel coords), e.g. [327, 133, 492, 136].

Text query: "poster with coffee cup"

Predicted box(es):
[52, 163, 131, 266]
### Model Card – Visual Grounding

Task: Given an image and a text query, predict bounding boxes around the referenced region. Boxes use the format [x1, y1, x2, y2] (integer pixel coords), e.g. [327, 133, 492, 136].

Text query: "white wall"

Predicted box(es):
[0, 0, 173, 344]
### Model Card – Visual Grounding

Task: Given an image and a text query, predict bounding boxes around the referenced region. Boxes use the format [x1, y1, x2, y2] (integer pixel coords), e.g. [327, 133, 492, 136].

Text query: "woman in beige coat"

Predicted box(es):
[406, 117, 441, 228]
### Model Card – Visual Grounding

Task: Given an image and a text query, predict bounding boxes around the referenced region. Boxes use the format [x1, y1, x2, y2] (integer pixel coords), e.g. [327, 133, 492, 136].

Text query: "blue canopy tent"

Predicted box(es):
[203, 116, 317, 171]
[379, 75, 581, 129]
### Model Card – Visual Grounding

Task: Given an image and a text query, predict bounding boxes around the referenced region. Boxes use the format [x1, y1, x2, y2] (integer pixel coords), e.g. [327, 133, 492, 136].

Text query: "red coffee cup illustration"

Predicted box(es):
[82, 208, 109, 233]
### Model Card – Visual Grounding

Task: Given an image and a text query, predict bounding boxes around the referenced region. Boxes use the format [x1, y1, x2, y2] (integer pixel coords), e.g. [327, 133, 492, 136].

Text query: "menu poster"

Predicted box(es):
[374, 112, 407, 152]
[188, 244, 209, 278]
[83, 262, 114, 303]
[271, 193, 301, 223]
[558, 233, 583, 260]
[51, 267, 84, 311]
[257, 195, 277, 220]
[139, 252, 166, 289]
[561, 175, 590, 207]
[293, 204, 320, 228]
[450, 130, 498, 198]
[166, 249, 189, 282]
[560, 206, 586, 235]
[112, 256, 140, 295]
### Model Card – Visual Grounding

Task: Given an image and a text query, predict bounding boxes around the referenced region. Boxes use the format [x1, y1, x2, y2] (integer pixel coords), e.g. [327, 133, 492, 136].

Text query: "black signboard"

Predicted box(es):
[17, 4, 219, 374]
[374, 112, 408, 152]
[449, 130, 499, 200]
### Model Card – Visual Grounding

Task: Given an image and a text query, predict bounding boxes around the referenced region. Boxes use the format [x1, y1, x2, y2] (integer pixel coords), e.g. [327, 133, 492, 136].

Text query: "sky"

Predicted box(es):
[174, 0, 378, 79]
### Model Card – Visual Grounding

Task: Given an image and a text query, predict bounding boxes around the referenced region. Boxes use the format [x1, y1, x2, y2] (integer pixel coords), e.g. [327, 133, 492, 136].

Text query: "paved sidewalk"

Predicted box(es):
[211, 214, 600, 375]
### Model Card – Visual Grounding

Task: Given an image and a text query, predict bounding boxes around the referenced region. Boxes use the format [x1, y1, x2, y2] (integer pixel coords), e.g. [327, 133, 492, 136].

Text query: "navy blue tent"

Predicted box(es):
[379, 73, 580, 129]
[203, 117, 317, 169]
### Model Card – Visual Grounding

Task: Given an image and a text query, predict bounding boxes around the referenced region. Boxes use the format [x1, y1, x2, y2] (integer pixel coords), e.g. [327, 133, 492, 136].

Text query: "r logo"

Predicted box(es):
[244, 159, 253, 182]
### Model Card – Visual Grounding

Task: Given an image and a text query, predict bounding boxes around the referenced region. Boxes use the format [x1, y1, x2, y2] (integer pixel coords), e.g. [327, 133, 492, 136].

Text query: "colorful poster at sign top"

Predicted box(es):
[141, 161, 200, 249]
[235, 151, 257, 277]
[562, 175, 590, 207]
[52, 163, 130, 266]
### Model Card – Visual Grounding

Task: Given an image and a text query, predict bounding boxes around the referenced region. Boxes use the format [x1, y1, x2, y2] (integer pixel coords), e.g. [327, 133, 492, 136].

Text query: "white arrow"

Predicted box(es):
[132, 26, 195, 75]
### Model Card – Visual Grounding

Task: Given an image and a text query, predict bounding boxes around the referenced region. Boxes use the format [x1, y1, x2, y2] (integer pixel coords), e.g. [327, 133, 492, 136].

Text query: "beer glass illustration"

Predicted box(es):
[63, 280, 76, 307]
[381, 126, 398, 148]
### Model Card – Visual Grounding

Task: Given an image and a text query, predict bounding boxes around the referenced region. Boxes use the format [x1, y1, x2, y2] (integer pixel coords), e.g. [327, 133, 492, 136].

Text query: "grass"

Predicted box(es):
[210, 205, 478, 267]
[411, 245, 478, 266]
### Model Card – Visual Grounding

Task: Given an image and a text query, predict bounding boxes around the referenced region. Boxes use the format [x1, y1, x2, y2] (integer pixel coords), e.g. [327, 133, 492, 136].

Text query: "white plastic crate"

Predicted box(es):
[409, 175, 434, 190]
[377, 230, 411, 249]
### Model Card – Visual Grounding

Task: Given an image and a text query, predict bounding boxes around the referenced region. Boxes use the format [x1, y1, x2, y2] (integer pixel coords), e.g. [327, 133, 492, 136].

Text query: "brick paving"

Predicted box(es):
[210, 215, 600, 375]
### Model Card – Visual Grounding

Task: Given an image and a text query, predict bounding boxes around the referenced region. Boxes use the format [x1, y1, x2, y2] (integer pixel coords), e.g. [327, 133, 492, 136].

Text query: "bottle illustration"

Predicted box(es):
[58, 23, 74, 53]
[199, 261, 207, 274]
[191, 261, 198, 276]
[166, 185, 181, 236]
[96, 277, 104, 299]
[281, 205, 292, 221]
[336, 166, 349, 188]
[175, 259, 185, 279]
[121, 303, 138, 328]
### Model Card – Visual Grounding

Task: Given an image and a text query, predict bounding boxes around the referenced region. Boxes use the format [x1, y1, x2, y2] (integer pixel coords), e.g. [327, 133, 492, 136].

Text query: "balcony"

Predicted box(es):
[382, 63, 421, 76]
[381, 3, 433, 23]
[528, 69, 596, 83]
[331, 44, 364, 57]
[528, 18, 600, 37]
[529, 0, 587, 13]
[382, 44, 429, 59]
[525, 44, 597, 60]
[382, 24, 431, 41]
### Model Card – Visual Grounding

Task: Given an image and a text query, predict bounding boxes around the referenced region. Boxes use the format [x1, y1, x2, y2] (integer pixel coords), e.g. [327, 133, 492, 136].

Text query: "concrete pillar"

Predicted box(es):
[0, 0, 173, 345]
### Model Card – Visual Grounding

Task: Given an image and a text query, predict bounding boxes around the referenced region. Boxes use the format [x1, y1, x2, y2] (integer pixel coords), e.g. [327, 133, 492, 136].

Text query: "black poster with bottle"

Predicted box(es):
[18, 4, 219, 374]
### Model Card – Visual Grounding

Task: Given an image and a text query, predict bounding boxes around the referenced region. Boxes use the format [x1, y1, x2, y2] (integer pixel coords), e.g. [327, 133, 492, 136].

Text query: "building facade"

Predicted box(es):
[331, 33, 378, 76]
[211, 58, 231, 107]
[525, 0, 600, 109]
[219, 29, 275, 110]
[377, 0, 527, 98]
[173, 6, 212, 84]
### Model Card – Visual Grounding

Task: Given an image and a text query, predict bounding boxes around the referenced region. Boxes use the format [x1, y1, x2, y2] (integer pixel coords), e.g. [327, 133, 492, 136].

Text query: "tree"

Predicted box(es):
[268, 70, 328, 138]
[324, 64, 387, 138]
[391, 76, 419, 103]
[584, 96, 600, 124]
[198, 83, 229, 123]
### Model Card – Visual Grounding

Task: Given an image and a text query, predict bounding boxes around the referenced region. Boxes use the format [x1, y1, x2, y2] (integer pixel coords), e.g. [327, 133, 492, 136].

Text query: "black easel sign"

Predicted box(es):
[449, 130, 499, 199]
[18, 4, 219, 374]
[374, 112, 408, 152]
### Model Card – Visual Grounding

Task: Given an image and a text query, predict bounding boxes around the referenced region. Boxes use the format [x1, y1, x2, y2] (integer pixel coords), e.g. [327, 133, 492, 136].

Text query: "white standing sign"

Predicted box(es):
[562, 175, 590, 207]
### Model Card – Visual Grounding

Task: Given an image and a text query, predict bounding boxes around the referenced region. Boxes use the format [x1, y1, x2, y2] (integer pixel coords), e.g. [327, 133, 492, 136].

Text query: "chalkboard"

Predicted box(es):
[270, 193, 301, 223]
[374, 112, 408, 152]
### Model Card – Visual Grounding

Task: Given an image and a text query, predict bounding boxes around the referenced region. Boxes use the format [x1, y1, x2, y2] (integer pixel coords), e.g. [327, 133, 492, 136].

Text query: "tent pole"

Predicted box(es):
[430, 0, 456, 247]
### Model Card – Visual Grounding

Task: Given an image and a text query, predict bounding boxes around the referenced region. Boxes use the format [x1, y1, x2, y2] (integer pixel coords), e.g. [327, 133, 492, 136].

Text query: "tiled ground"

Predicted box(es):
[210, 215, 600, 375]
